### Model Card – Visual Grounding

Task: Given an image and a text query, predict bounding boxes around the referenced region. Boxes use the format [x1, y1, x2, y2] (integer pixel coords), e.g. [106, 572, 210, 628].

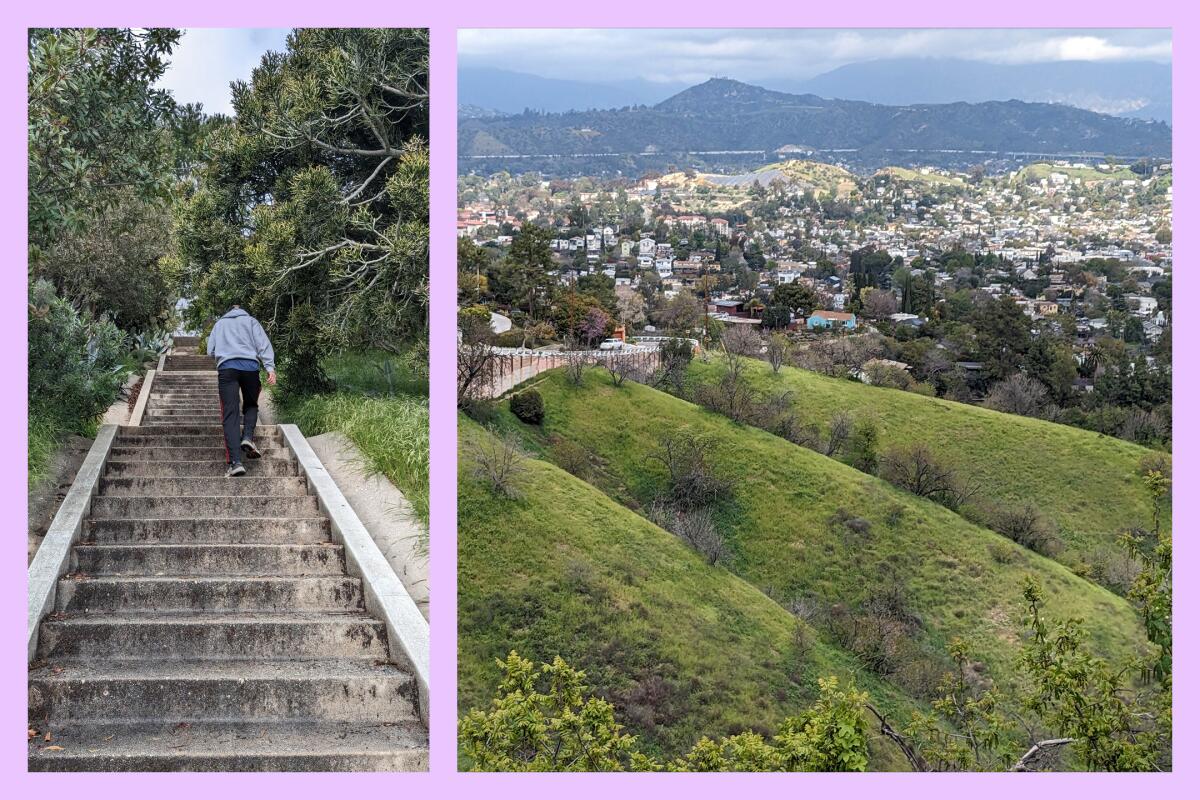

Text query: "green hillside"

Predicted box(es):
[687, 358, 1169, 587]
[1015, 162, 1139, 184]
[876, 166, 965, 186]
[459, 418, 918, 767]
[489, 370, 1149, 702]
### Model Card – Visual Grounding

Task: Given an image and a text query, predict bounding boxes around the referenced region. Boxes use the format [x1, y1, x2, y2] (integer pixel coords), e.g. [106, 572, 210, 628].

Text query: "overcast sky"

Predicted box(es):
[458, 29, 1172, 85]
[157, 28, 291, 115]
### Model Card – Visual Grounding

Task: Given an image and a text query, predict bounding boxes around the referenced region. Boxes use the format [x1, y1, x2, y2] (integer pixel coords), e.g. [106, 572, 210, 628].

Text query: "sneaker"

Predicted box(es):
[226, 463, 246, 478]
[240, 439, 262, 459]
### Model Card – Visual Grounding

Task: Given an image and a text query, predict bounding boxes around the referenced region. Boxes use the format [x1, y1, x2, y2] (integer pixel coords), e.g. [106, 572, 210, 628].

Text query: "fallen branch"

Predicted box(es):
[1009, 738, 1074, 772]
[866, 704, 929, 772]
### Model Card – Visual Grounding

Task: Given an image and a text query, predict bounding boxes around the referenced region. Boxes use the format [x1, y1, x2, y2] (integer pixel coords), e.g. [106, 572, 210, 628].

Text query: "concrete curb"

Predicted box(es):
[129, 369, 155, 427]
[279, 424, 430, 723]
[157, 352, 166, 372]
[28, 424, 118, 661]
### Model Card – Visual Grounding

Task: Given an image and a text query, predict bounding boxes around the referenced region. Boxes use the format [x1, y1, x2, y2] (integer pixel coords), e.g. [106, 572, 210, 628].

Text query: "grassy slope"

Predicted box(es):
[459, 418, 917, 766]
[877, 166, 965, 186]
[494, 370, 1148, 697]
[1017, 162, 1139, 183]
[688, 358, 1169, 575]
[279, 349, 430, 524]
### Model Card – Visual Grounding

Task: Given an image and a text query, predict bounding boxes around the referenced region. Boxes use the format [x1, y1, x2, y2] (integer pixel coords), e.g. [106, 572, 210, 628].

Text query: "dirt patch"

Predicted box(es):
[28, 434, 93, 565]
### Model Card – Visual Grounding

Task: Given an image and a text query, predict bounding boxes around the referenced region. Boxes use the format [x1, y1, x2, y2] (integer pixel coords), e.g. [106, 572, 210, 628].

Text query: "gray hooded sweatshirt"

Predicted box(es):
[207, 308, 276, 371]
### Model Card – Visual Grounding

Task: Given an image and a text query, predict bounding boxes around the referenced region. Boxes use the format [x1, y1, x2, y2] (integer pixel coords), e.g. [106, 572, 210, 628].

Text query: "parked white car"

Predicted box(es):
[599, 338, 625, 351]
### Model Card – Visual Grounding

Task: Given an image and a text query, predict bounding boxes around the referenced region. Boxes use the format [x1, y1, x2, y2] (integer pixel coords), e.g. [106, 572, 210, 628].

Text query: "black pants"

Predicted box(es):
[218, 368, 261, 464]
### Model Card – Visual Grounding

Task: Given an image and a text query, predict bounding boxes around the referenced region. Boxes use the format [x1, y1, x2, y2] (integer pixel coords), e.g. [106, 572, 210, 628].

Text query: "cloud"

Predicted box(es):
[157, 28, 291, 115]
[458, 28, 1172, 84]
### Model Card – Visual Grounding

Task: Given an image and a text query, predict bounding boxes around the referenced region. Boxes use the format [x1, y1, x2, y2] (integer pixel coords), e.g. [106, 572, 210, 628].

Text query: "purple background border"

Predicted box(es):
[0, 4, 1193, 795]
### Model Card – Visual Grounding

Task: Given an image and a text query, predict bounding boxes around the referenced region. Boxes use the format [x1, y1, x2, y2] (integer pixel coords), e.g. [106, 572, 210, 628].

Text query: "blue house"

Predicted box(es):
[807, 310, 857, 330]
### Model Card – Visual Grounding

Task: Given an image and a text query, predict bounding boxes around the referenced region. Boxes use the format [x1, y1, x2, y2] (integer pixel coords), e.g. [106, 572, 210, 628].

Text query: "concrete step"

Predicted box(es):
[85, 518, 331, 544]
[111, 436, 280, 449]
[163, 356, 216, 367]
[99, 477, 309, 498]
[145, 407, 223, 416]
[27, 719, 428, 771]
[117, 426, 282, 440]
[109, 446, 290, 461]
[29, 659, 418, 724]
[37, 612, 390, 660]
[73, 543, 344, 575]
[56, 576, 363, 613]
[105, 460, 299, 477]
[90, 495, 319, 519]
[100, 479, 309, 496]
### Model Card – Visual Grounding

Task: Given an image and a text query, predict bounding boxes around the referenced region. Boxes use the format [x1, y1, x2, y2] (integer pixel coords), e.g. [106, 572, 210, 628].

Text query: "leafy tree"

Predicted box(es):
[28, 28, 181, 257]
[175, 28, 429, 396]
[770, 282, 817, 314]
[1020, 579, 1161, 771]
[506, 224, 555, 332]
[972, 297, 1031, 384]
[38, 192, 174, 333]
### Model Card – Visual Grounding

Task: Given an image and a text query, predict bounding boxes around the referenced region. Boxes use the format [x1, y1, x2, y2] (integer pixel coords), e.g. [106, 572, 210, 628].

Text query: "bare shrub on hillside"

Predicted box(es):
[880, 444, 979, 511]
[467, 432, 527, 499]
[561, 336, 592, 386]
[766, 333, 790, 374]
[603, 354, 639, 387]
[457, 342, 498, 406]
[548, 435, 593, 481]
[825, 411, 853, 457]
[984, 373, 1059, 420]
[721, 325, 762, 366]
[649, 431, 731, 512]
[647, 503, 729, 565]
[983, 502, 1063, 557]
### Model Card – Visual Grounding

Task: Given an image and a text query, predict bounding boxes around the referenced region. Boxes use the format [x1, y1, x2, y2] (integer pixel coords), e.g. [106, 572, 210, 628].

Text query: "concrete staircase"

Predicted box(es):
[28, 344, 428, 771]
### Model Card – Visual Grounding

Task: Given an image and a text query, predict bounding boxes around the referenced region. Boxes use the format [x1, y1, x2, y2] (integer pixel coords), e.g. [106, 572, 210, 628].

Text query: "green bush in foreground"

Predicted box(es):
[459, 652, 870, 772]
[28, 279, 128, 486]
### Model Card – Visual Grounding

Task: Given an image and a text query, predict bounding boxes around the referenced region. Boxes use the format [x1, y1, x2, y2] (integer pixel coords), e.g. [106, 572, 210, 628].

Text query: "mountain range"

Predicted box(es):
[458, 78, 1172, 172]
[458, 59, 1171, 123]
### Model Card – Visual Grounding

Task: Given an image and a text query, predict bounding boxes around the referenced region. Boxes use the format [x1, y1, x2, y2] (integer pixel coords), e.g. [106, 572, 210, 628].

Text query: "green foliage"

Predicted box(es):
[1020, 579, 1162, 771]
[847, 417, 880, 474]
[36, 192, 175, 333]
[509, 389, 545, 425]
[176, 28, 429, 389]
[28, 280, 129, 484]
[461, 652, 870, 773]
[671, 676, 870, 772]
[28, 280, 128, 432]
[279, 348, 429, 524]
[28, 28, 181, 256]
[459, 652, 658, 771]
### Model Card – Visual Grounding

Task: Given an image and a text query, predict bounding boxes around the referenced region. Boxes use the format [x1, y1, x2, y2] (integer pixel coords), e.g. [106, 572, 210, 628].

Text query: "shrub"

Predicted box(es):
[466, 431, 527, 499]
[880, 444, 979, 511]
[649, 430, 731, 511]
[509, 389, 545, 425]
[28, 279, 127, 436]
[984, 502, 1062, 557]
[847, 418, 880, 474]
[549, 436, 592, 480]
[649, 504, 728, 565]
